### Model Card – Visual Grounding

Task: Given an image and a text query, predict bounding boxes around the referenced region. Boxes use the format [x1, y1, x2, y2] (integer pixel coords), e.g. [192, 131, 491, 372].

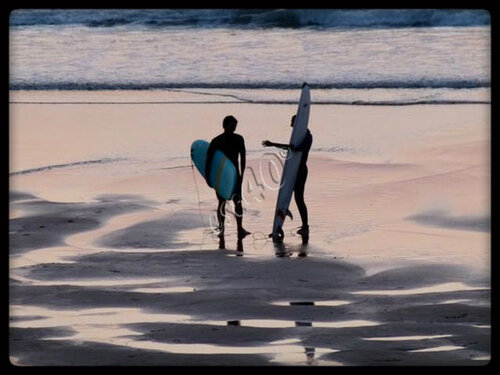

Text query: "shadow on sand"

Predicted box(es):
[10, 193, 490, 365]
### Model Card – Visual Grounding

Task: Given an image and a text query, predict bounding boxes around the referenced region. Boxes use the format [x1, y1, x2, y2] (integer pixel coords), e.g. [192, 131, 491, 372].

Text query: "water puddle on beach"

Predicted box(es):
[11, 304, 347, 365]
[351, 282, 489, 296]
[44, 325, 341, 365]
[438, 299, 472, 305]
[363, 334, 453, 341]
[225, 319, 380, 329]
[130, 286, 196, 293]
[11, 246, 79, 268]
[409, 345, 464, 353]
[10, 209, 177, 271]
[11, 303, 380, 333]
[471, 355, 491, 361]
[9, 198, 42, 219]
[9, 207, 26, 219]
[10, 274, 172, 288]
[271, 300, 351, 307]
[10, 305, 196, 327]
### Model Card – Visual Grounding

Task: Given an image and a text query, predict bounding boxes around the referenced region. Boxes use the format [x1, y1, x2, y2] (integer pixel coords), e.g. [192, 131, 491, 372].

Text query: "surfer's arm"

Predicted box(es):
[240, 151, 246, 179]
[262, 140, 290, 150]
[240, 140, 246, 180]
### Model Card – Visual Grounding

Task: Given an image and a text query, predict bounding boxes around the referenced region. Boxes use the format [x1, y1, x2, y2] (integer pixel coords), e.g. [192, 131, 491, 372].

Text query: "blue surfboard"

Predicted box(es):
[190, 140, 237, 200]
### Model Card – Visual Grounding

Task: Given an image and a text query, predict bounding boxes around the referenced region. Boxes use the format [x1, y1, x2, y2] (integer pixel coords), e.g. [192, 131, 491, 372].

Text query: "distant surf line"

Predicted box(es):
[9, 100, 491, 106]
[9, 80, 491, 90]
[10, 9, 490, 29]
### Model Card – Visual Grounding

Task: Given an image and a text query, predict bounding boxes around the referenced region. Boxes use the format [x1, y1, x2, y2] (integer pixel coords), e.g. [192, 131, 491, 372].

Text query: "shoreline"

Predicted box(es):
[9, 87, 491, 107]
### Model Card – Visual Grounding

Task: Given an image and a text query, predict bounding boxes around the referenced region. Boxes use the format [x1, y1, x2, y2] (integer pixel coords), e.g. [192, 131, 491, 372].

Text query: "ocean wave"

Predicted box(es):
[9, 9, 490, 29]
[9, 79, 491, 91]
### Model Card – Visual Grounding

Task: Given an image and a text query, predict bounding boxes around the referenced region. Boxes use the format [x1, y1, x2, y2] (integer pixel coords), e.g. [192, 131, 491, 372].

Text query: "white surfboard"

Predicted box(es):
[272, 83, 311, 242]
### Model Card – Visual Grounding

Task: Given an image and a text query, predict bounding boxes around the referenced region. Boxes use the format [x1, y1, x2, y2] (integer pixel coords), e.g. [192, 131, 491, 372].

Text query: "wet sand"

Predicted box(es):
[9, 91, 491, 366]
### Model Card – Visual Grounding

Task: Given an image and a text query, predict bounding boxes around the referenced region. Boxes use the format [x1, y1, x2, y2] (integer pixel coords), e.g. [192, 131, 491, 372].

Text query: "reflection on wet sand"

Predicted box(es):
[11, 304, 344, 365]
[351, 282, 489, 296]
[274, 242, 309, 258]
[9, 193, 490, 365]
[218, 235, 244, 256]
[271, 300, 351, 307]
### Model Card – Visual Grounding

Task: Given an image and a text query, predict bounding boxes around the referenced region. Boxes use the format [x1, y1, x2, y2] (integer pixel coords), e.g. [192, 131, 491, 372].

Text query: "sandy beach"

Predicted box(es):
[9, 90, 490, 366]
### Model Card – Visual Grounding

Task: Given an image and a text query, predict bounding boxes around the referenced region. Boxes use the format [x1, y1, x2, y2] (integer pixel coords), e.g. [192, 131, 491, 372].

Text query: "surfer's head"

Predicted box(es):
[290, 115, 296, 127]
[223, 115, 238, 133]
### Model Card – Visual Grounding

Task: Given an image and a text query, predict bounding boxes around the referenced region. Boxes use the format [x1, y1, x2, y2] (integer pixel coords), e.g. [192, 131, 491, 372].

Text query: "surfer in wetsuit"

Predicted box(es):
[262, 115, 313, 238]
[206, 115, 251, 245]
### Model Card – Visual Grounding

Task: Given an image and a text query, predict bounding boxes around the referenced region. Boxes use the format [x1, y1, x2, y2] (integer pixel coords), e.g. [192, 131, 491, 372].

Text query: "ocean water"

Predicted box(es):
[9, 9, 491, 105]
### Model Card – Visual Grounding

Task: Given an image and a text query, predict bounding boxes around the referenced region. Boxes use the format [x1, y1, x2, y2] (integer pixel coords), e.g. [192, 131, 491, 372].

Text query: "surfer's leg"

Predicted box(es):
[216, 193, 226, 236]
[294, 171, 309, 230]
[234, 199, 250, 239]
[232, 182, 250, 239]
[234, 197, 243, 228]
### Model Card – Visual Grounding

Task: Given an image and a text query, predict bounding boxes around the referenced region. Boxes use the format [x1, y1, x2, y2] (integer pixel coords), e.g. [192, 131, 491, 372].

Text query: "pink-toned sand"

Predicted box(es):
[9, 90, 490, 365]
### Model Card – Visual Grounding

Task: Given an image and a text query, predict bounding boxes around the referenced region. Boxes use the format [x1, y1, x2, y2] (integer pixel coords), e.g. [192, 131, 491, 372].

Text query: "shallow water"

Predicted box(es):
[10, 10, 490, 105]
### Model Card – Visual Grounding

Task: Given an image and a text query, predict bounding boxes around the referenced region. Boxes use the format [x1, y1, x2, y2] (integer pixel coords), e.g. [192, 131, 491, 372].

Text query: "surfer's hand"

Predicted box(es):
[262, 140, 272, 147]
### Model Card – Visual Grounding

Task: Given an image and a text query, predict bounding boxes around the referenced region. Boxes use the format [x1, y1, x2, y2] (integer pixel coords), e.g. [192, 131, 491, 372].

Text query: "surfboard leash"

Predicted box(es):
[190, 159, 209, 229]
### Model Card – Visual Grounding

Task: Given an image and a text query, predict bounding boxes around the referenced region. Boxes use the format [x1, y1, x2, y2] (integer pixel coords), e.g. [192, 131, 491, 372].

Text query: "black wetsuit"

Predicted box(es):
[294, 129, 313, 228]
[205, 132, 246, 199]
[205, 132, 246, 235]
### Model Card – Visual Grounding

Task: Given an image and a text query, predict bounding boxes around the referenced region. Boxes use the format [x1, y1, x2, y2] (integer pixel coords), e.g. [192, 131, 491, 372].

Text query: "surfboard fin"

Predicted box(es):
[276, 209, 293, 221]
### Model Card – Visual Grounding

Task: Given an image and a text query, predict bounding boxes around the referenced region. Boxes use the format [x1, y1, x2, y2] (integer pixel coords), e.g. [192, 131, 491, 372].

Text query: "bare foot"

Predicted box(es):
[218, 237, 225, 250]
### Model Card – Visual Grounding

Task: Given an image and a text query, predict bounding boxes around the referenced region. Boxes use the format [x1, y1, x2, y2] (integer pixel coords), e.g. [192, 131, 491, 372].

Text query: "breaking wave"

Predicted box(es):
[10, 9, 490, 29]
